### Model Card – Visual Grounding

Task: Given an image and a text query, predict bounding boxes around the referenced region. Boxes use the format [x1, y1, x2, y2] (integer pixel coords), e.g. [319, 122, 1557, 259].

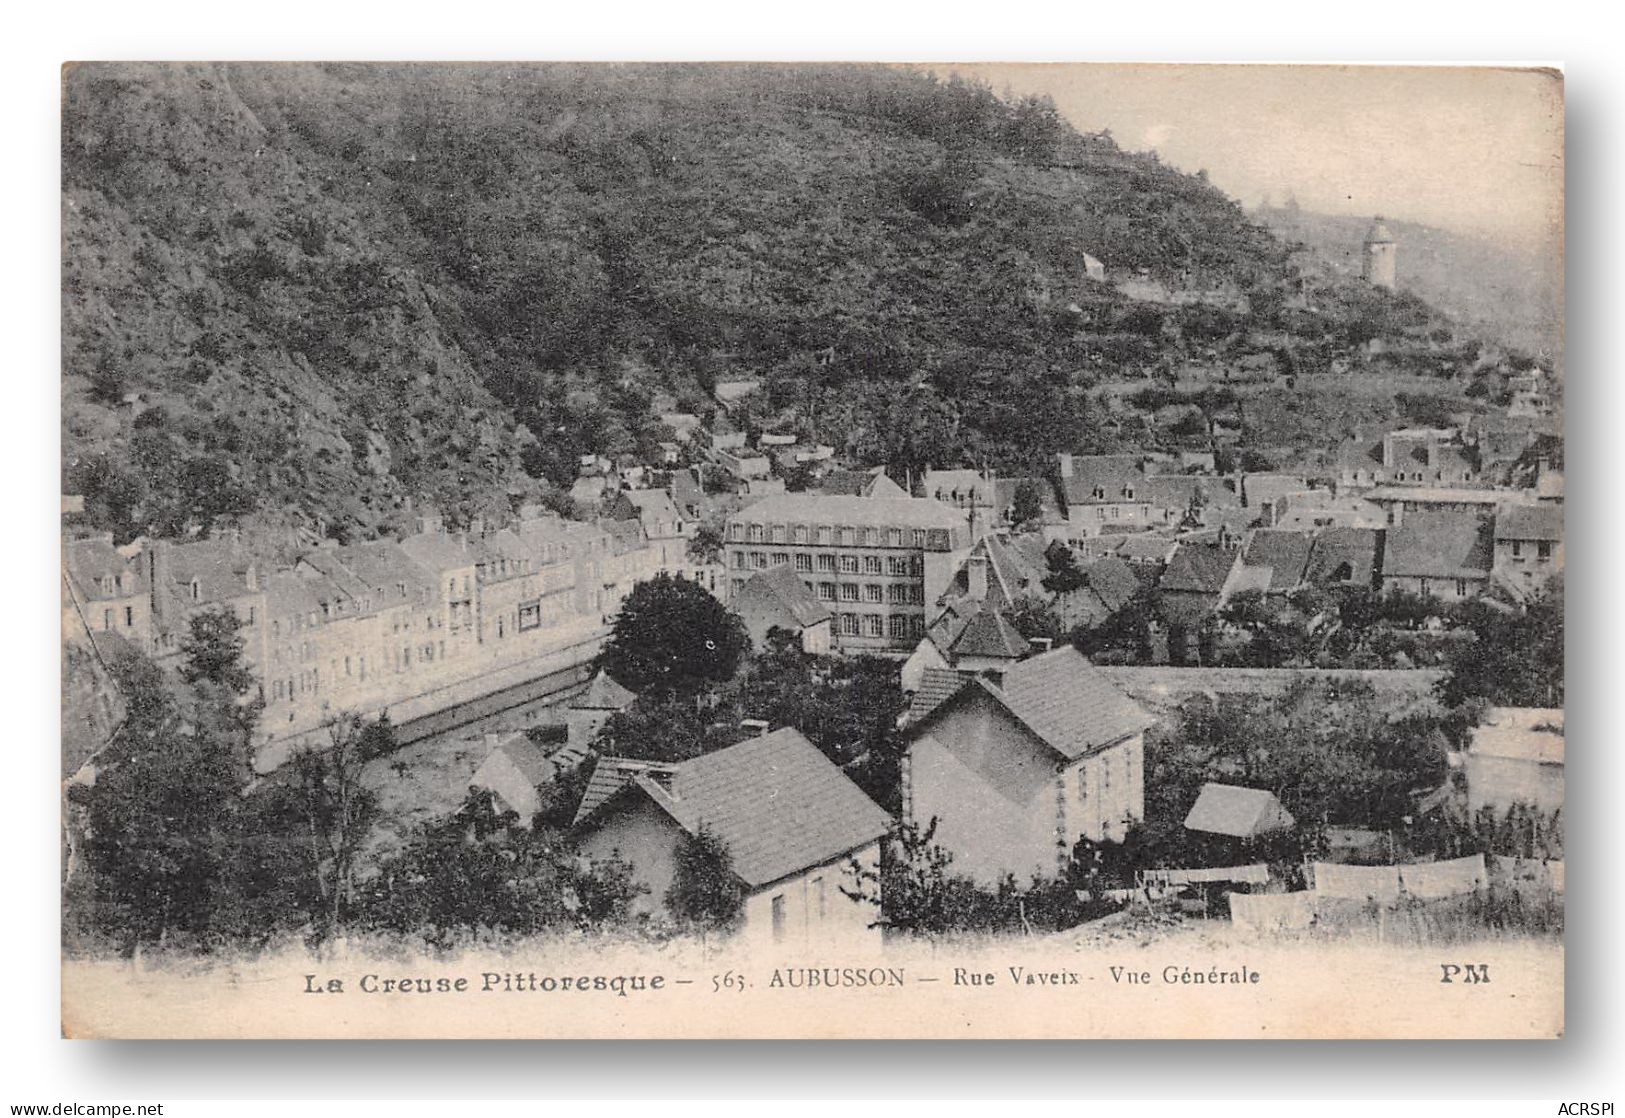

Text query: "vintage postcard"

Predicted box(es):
[60, 61, 1563, 1039]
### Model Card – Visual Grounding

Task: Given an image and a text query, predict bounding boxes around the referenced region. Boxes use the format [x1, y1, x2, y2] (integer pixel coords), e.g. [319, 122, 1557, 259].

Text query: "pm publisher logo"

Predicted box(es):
[1556, 1107, 1614, 1116]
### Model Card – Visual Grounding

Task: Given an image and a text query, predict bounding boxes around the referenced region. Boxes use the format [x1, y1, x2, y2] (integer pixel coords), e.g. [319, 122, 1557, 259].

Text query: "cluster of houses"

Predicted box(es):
[62, 496, 722, 770]
[63, 356, 1565, 944]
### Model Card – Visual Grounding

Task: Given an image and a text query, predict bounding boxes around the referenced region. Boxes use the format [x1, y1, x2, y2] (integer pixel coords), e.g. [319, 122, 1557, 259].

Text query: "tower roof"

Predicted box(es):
[1364, 217, 1395, 245]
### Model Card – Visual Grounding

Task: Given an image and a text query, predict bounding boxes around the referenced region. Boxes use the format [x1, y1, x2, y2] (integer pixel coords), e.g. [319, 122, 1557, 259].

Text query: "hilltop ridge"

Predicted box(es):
[65, 63, 1469, 546]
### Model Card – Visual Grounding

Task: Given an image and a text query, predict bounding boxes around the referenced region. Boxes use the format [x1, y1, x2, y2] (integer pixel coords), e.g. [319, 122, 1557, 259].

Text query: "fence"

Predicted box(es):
[1231, 855, 1505, 939]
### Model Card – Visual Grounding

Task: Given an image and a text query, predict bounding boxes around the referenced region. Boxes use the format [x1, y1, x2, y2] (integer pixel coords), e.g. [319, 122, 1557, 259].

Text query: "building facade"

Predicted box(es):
[904, 646, 1154, 885]
[724, 494, 970, 654]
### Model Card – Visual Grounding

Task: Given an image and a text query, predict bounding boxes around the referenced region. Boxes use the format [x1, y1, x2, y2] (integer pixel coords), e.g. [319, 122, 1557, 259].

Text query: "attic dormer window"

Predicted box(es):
[1124, 487, 1135, 500]
[1093, 486, 1105, 500]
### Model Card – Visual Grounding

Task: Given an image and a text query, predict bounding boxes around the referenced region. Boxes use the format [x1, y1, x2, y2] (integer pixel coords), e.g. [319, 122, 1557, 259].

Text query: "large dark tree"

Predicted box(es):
[1441, 579, 1565, 709]
[600, 573, 749, 695]
[360, 791, 644, 946]
[664, 826, 745, 933]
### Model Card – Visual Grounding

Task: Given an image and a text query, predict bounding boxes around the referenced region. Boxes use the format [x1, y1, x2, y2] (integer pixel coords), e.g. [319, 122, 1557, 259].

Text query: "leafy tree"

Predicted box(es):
[665, 826, 745, 932]
[1041, 540, 1086, 594]
[600, 573, 749, 695]
[180, 607, 256, 694]
[283, 715, 382, 942]
[361, 791, 644, 946]
[1073, 588, 1157, 665]
[596, 692, 714, 764]
[1440, 580, 1564, 708]
[841, 818, 978, 935]
[1009, 479, 1046, 528]
[1006, 595, 1064, 645]
[687, 517, 725, 566]
[1149, 680, 1449, 836]
[1239, 448, 1275, 473]
[1216, 589, 1315, 668]
[72, 646, 255, 952]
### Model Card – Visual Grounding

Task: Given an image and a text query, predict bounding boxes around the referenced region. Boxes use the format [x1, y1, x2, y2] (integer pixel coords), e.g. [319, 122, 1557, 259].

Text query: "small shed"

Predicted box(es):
[567, 671, 637, 746]
[469, 733, 558, 825]
[1183, 782, 1296, 839]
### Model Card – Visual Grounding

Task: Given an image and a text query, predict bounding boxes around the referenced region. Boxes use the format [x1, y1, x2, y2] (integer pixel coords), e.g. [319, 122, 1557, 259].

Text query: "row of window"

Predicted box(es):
[809, 581, 924, 605]
[1507, 540, 1555, 560]
[1091, 505, 1152, 520]
[734, 551, 923, 576]
[733, 522, 944, 549]
[100, 605, 137, 630]
[832, 613, 926, 640]
[269, 636, 459, 703]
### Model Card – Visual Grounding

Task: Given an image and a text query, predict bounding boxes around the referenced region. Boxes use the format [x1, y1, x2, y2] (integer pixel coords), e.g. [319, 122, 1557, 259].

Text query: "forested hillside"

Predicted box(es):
[64, 63, 1462, 545]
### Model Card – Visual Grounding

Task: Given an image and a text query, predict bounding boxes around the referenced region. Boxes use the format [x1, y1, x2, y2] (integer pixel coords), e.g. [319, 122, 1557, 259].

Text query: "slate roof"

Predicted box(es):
[1383, 511, 1494, 580]
[570, 671, 637, 712]
[577, 729, 891, 888]
[573, 757, 678, 824]
[993, 477, 1065, 523]
[1495, 503, 1562, 542]
[916, 645, 1154, 760]
[1059, 455, 1144, 506]
[906, 667, 974, 724]
[1183, 783, 1296, 838]
[940, 536, 1046, 611]
[399, 531, 477, 574]
[1114, 535, 1180, 565]
[1140, 475, 1242, 514]
[1304, 528, 1382, 587]
[621, 488, 683, 529]
[297, 548, 375, 603]
[63, 537, 144, 601]
[735, 564, 833, 630]
[1242, 474, 1310, 509]
[334, 540, 436, 599]
[596, 517, 647, 554]
[264, 569, 325, 621]
[814, 469, 876, 497]
[1084, 557, 1143, 613]
[158, 539, 259, 606]
[1159, 544, 1238, 594]
[471, 734, 560, 820]
[922, 469, 995, 505]
[1240, 530, 1314, 592]
[947, 607, 1031, 660]
[732, 494, 964, 531]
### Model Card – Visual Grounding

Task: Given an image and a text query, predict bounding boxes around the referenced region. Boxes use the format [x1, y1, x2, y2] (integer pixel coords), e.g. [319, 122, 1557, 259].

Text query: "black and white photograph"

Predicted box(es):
[56, 60, 1565, 1041]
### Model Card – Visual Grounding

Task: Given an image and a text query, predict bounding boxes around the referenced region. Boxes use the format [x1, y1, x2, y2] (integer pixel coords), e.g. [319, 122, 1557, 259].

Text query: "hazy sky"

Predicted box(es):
[926, 64, 1563, 252]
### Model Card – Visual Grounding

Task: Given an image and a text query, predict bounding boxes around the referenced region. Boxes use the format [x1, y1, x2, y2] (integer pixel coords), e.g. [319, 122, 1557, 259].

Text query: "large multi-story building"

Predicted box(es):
[724, 494, 970, 653]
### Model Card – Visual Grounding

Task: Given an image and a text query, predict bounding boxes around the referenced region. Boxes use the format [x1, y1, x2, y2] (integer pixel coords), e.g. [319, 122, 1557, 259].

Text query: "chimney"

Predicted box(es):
[245, 562, 259, 592]
[1029, 636, 1053, 654]
[1391, 501, 1404, 528]
[967, 552, 990, 602]
[1536, 455, 1550, 480]
[1059, 453, 1075, 479]
[147, 540, 172, 621]
[740, 718, 770, 737]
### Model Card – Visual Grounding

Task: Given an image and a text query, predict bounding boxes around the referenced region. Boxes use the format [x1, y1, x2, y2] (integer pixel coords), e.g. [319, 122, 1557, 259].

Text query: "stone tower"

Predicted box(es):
[1362, 216, 1397, 290]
